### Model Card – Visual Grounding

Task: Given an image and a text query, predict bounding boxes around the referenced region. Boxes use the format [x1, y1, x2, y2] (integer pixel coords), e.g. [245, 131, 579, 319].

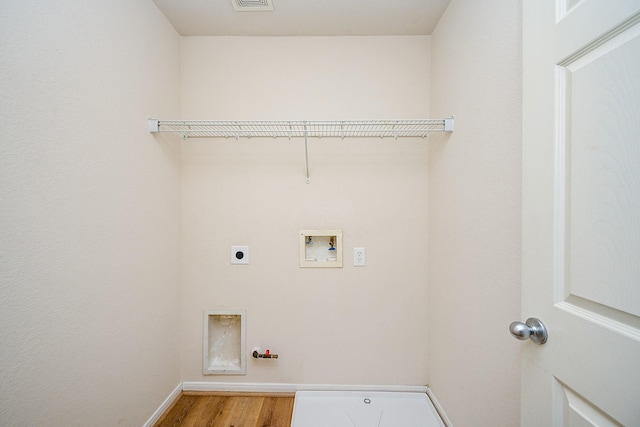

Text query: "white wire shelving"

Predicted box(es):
[148, 117, 454, 183]
[148, 118, 454, 139]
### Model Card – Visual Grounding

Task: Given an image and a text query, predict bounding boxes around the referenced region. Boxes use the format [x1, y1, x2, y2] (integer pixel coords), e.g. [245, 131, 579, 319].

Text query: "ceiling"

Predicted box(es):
[152, 0, 451, 37]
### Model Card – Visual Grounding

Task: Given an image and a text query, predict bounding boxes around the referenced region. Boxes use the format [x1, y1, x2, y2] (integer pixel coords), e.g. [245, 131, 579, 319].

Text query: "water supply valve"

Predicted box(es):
[252, 347, 278, 359]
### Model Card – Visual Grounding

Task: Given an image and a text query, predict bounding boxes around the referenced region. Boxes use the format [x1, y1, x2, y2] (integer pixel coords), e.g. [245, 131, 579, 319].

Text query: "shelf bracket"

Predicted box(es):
[444, 116, 455, 132]
[148, 118, 160, 133]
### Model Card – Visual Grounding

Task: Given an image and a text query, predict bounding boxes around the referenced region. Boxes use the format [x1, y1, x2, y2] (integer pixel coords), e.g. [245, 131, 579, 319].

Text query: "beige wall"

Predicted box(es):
[0, 1, 181, 426]
[428, 0, 522, 425]
[1, 1, 524, 423]
[180, 36, 432, 385]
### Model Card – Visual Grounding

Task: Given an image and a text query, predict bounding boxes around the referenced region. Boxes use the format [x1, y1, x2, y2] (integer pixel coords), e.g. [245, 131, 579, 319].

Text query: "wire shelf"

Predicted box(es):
[149, 118, 454, 139]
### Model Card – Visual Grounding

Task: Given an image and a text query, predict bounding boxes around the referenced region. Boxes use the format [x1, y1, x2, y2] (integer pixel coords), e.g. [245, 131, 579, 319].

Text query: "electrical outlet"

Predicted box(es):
[231, 246, 249, 264]
[353, 247, 365, 266]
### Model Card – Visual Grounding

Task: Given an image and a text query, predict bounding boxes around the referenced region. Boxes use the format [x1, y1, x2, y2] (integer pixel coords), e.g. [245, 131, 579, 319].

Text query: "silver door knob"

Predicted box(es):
[509, 317, 548, 345]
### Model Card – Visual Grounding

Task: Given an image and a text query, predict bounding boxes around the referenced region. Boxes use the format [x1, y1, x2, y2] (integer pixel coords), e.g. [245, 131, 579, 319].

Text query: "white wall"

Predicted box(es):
[0, 1, 181, 426]
[180, 36, 432, 385]
[428, 1, 522, 425]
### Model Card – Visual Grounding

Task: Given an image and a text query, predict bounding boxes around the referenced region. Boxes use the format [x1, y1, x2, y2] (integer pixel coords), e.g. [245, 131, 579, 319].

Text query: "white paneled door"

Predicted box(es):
[522, 1, 640, 426]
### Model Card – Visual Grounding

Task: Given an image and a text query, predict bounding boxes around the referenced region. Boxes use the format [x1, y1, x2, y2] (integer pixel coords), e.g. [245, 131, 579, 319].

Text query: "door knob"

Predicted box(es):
[509, 317, 548, 345]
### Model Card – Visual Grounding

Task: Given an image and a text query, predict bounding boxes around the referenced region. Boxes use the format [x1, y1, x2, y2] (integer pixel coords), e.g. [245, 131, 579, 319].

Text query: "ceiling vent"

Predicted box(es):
[231, 0, 274, 12]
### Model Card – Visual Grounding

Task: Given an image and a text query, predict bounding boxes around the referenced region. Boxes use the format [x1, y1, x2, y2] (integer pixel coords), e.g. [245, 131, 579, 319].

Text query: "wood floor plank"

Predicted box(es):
[154, 393, 294, 427]
[212, 396, 261, 427]
[202, 396, 229, 427]
[155, 395, 199, 427]
[256, 396, 295, 427]
[181, 396, 227, 427]
[177, 396, 211, 427]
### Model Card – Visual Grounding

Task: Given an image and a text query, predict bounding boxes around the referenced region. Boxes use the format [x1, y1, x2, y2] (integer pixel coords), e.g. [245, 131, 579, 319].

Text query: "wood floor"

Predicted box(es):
[154, 393, 295, 427]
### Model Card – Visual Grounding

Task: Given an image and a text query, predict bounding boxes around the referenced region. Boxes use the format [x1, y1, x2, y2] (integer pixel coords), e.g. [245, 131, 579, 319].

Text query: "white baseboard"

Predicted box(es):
[426, 386, 453, 427]
[142, 383, 182, 427]
[181, 381, 428, 394]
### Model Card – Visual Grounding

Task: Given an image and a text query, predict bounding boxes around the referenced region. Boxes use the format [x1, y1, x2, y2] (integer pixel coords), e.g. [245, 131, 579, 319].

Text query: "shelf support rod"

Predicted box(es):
[304, 122, 310, 184]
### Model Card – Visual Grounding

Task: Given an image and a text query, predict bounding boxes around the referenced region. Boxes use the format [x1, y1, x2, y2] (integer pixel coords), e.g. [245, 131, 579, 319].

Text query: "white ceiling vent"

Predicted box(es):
[231, 0, 274, 12]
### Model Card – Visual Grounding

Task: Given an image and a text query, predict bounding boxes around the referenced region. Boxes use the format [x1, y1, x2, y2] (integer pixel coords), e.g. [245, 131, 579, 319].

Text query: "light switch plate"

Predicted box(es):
[231, 246, 249, 264]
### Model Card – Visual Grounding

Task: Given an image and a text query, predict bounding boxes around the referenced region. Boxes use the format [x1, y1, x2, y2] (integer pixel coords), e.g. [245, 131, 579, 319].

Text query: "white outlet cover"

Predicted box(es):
[354, 247, 365, 266]
[231, 246, 249, 264]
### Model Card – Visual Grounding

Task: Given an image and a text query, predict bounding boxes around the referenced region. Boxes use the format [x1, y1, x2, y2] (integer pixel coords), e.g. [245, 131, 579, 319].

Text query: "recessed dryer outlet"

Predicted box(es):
[231, 246, 249, 264]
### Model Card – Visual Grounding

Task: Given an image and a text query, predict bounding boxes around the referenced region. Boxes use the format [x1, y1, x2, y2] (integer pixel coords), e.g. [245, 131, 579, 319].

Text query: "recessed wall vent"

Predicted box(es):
[231, 0, 274, 12]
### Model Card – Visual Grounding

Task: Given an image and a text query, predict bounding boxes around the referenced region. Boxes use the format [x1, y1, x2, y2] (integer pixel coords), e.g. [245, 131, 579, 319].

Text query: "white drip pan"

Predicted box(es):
[290, 391, 445, 427]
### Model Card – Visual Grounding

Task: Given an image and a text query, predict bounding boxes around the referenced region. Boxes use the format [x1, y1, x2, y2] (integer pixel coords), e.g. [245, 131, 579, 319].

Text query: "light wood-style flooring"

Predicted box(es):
[154, 393, 295, 427]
